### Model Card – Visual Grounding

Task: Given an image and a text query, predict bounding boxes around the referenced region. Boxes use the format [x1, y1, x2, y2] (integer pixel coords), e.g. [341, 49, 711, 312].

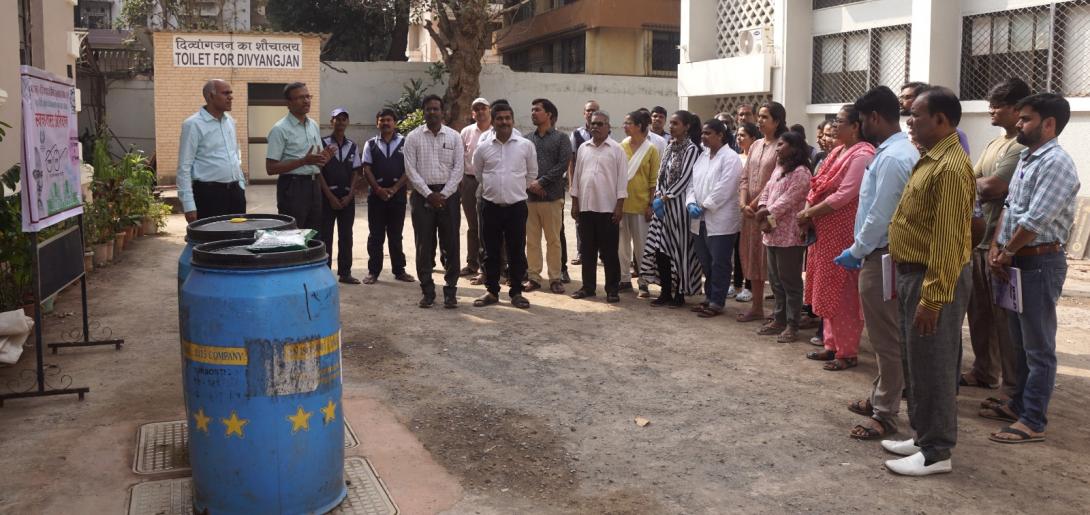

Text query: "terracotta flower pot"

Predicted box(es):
[105, 240, 114, 262]
[136, 224, 144, 237]
[93, 243, 110, 267]
[143, 218, 158, 235]
[84, 250, 94, 272]
[114, 234, 125, 255]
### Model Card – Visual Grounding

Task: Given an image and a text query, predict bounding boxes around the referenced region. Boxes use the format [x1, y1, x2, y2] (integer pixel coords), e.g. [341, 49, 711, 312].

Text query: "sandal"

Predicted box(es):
[806, 350, 836, 361]
[989, 425, 1045, 444]
[697, 307, 722, 318]
[690, 302, 710, 313]
[776, 327, 798, 343]
[549, 281, 565, 294]
[959, 373, 996, 389]
[848, 399, 874, 417]
[473, 293, 499, 307]
[979, 405, 1017, 423]
[980, 396, 1007, 409]
[823, 357, 858, 371]
[735, 311, 765, 323]
[757, 322, 786, 335]
[510, 295, 530, 309]
[849, 418, 897, 440]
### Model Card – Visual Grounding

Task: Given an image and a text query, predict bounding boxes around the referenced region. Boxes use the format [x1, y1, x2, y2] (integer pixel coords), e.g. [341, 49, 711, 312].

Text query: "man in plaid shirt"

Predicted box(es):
[987, 93, 1080, 445]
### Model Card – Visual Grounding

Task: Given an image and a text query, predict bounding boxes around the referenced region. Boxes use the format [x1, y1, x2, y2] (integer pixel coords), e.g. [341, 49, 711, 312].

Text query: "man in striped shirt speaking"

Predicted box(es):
[883, 86, 975, 476]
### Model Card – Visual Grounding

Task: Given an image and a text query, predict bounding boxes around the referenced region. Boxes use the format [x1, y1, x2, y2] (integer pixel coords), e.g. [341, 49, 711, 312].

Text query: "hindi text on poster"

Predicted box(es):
[20, 66, 82, 232]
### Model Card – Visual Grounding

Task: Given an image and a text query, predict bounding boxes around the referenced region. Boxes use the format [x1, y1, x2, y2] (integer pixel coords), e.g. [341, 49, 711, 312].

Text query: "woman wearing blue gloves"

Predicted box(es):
[639, 111, 704, 307]
[686, 119, 745, 317]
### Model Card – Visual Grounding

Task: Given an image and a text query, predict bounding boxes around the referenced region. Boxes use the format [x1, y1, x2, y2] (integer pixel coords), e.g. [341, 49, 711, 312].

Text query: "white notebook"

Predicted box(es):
[992, 267, 1023, 313]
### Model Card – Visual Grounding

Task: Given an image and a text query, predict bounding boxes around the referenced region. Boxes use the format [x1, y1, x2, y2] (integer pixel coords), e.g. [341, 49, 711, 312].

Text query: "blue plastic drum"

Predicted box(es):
[180, 238, 345, 515]
[178, 213, 296, 291]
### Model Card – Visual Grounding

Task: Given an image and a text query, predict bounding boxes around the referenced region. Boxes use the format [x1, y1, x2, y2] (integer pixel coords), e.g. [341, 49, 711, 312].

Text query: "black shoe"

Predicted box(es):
[443, 294, 458, 309]
[339, 275, 361, 284]
[617, 282, 633, 291]
[560, 269, 571, 283]
[669, 295, 686, 308]
[395, 273, 416, 282]
[570, 289, 596, 300]
[650, 295, 671, 307]
[606, 293, 620, 303]
[418, 296, 435, 308]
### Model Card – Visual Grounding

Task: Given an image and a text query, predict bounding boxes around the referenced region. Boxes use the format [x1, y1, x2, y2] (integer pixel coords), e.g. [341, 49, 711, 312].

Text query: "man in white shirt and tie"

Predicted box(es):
[471, 103, 538, 309]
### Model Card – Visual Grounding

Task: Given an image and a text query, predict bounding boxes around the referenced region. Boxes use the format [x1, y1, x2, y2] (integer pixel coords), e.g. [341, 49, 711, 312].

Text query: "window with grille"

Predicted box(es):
[505, 49, 530, 71]
[18, 0, 30, 65]
[811, 25, 911, 104]
[651, 31, 680, 74]
[503, 32, 584, 74]
[813, 0, 866, 8]
[961, 1, 1090, 99]
[716, 0, 775, 59]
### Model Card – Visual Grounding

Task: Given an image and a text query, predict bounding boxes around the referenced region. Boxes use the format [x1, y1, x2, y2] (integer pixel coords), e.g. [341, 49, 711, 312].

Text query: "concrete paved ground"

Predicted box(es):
[1, 184, 1089, 514]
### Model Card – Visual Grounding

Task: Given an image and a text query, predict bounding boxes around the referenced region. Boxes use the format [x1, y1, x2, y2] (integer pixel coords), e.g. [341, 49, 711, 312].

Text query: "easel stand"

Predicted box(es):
[0, 219, 124, 407]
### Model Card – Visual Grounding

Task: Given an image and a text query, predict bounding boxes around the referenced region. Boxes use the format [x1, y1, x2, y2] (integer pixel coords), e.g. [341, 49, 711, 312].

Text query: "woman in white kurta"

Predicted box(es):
[686, 119, 744, 317]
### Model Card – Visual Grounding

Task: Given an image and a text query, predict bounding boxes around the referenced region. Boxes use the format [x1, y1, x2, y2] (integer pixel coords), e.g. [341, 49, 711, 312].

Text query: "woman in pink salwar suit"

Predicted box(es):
[799, 105, 875, 371]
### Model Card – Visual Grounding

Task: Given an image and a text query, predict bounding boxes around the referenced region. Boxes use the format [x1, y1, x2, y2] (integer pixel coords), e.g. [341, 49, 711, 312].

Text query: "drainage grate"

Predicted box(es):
[134, 418, 360, 474]
[127, 458, 397, 515]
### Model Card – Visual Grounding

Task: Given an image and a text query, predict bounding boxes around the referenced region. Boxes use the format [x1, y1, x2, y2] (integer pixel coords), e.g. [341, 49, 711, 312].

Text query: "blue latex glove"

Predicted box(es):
[687, 202, 703, 218]
[833, 248, 863, 270]
[651, 197, 665, 218]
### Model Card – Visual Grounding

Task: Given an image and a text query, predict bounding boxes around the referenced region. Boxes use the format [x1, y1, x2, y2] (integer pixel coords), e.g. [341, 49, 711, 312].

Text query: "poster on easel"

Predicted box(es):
[20, 65, 82, 233]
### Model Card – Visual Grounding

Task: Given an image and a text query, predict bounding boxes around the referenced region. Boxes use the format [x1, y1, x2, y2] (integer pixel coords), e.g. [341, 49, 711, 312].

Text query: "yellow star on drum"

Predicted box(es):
[222, 410, 248, 438]
[193, 408, 211, 434]
[320, 399, 337, 425]
[287, 406, 313, 433]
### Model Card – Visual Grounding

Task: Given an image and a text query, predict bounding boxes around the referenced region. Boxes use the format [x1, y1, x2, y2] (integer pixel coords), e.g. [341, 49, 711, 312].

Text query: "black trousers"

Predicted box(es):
[481, 200, 528, 296]
[193, 180, 246, 219]
[367, 199, 407, 277]
[320, 200, 354, 276]
[576, 211, 620, 295]
[410, 188, 461, 298]
[276, 174, 322, 231]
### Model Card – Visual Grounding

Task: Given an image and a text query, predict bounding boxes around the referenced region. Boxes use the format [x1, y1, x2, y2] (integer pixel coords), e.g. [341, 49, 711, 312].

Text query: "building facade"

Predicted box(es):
[1, 0, 82, 177]
[151, 31, 323, 186]
[498, 0, 681, 76]
[680, 0, 1090, 187]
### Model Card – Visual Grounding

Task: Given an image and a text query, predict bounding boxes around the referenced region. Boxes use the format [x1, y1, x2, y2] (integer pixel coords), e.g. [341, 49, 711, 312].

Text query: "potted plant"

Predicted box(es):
[0, 165, 34, 314]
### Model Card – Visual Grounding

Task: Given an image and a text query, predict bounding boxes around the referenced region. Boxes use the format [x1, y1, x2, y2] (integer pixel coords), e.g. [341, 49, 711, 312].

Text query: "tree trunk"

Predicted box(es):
[385, 0, 410, 62]
[444, 42, 483, 131]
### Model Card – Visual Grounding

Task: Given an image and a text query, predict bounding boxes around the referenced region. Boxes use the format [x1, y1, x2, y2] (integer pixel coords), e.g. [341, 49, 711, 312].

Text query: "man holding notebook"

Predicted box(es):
[987, 93, 1080, 445]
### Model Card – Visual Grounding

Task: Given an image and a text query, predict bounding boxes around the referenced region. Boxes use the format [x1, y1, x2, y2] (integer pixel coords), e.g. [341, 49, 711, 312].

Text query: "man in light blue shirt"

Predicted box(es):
[834, 86, 919, 441]
[177, 79, 245, 222]
[266, 82, 332, 230]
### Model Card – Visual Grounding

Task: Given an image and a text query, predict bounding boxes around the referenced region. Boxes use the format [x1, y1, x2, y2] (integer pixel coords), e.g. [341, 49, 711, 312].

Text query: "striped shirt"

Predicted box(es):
[997, 138, 1081, 247]
[889, 132, 975, 311]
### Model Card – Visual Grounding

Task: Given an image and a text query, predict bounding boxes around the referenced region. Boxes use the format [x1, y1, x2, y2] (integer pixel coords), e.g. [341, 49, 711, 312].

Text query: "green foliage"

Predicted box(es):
[385, 62, 447, 122]
[397, 110, 425, 135]
[89, 130, 156, 236]
[0, 165, 33, 311]
[267, 0, 411, 61]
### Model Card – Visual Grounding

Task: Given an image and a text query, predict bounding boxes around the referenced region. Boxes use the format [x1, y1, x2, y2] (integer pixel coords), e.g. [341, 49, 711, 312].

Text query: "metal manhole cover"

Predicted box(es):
[134, 419, 360, 474]
[127, 458, 397, 515]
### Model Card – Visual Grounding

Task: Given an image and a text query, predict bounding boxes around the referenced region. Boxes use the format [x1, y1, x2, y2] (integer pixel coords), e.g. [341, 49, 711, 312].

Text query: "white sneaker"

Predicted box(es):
[735, 288, 753, 302]
[881, 438, 921, 456]
[727, 285, 737, 298]
[885, 452, 952, 476]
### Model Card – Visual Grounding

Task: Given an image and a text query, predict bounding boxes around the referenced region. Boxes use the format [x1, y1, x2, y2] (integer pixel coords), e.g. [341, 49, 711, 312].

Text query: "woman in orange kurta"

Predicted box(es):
[737, 102, 787, 322]
[799, 105, 874, 371]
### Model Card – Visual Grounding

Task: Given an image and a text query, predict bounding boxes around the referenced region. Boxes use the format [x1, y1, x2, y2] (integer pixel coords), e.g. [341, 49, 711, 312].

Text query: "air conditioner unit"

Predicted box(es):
[738, 26, 772, 56]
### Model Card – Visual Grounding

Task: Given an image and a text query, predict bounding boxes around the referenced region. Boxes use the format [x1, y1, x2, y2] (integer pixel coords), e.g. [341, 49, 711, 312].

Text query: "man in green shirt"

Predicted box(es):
[963, 78, 1029, 399]
[265, 82, 333, 230]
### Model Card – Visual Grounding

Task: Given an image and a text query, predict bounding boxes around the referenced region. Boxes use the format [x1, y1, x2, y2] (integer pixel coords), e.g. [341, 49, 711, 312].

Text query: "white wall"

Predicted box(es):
[319, 61, 679, 142]
[94, 78, 156, 157]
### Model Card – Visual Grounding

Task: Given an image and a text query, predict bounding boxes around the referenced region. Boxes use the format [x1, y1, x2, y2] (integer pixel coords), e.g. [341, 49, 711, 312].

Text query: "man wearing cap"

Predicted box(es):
[319, 108, 361, 283]
[266, 82, 333, 231]
[362, 108, 415, 284]
[177, 79, 246, 222]
[459, 97, 490, 281]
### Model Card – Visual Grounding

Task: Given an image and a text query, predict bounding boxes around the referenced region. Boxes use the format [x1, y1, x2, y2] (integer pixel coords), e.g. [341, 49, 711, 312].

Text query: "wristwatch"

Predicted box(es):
[1001, 247, 1017, 258]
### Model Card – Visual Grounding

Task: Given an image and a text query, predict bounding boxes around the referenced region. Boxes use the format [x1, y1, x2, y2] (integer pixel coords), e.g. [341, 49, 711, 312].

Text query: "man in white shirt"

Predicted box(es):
[470, 103, 537, 309]
[404, 94, 465, 308]
[459, 97, 490, 278]
[570, 111, 628, 303]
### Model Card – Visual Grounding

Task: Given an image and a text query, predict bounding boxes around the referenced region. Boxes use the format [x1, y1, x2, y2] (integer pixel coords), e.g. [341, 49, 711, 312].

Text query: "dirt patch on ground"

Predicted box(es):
[341, 334, 412, 379]
[409, 401, 577, 500]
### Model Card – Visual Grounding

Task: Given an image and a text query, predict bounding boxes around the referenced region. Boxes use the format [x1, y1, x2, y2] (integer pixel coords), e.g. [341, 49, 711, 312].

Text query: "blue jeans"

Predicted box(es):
[693, 224, 737, 309]
[1007, 251, 1067, 433]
